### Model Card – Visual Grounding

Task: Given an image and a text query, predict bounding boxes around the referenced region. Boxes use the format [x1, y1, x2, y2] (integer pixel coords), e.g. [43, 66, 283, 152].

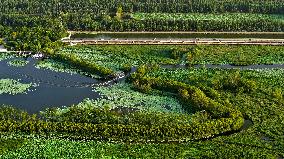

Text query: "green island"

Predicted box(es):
[0, 0, 284, 158]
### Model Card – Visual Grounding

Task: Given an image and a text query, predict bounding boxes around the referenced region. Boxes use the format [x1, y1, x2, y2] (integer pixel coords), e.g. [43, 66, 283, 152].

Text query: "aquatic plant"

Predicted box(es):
[7, 59, 29, 67]
[0, 79, 37, 95]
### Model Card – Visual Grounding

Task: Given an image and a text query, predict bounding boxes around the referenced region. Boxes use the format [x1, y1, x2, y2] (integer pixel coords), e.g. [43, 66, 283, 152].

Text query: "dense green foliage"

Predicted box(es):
[56, 45, 179, 71]
[0, 52, 15, 61]
[0, 0, 283, 44]
[89, 83, 184, 113]
[0, 106, 232, 142]
[0, 14, 66, 52]
[183, 45, 284, 65]
[0, 138, 25, 154]
[0, 0, 283, 15]
[58, 13, 284, 31]
[0, 74, 244, 142]
[0, 0, 283, 53]
[129, 13, 284, 32]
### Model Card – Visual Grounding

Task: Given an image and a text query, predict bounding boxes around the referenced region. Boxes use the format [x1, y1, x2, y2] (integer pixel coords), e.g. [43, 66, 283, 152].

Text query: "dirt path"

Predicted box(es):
[68, 31, 284, 35]
[62, 39, 284, 45]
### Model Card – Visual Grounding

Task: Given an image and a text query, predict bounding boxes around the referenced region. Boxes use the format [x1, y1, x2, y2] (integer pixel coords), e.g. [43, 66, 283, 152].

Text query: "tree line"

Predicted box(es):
[0, 14, 66, 53]
[0, 0, 283, 15]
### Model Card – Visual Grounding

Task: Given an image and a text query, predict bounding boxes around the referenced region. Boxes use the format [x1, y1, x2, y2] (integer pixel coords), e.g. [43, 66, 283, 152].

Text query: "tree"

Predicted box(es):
[115, 6, 123, 20]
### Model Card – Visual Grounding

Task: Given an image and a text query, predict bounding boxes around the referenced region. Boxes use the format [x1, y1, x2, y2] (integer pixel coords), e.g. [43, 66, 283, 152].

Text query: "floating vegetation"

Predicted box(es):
[36, 59, 101, 79]
[63, 82, 184, 113]
[7, 59, 29, 67]
[0, 79, 37, 95]
[0, 53, 15, 61]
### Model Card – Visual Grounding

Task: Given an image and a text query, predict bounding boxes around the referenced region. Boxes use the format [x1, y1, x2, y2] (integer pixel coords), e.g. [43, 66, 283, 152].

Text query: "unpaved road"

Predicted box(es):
[62, 38, 284, 45]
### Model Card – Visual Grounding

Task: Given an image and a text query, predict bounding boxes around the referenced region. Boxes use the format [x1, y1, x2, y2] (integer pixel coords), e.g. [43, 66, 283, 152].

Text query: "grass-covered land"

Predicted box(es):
[1, 45, 284, 158]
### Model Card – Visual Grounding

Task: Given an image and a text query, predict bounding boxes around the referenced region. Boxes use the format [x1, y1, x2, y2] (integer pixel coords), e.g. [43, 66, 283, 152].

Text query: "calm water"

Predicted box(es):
[0, 58, 101, 114]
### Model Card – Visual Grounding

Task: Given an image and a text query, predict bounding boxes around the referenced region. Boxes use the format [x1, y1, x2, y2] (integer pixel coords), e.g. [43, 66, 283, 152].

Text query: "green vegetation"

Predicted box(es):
[0, 135, 280, 158]
[131, 13, 284, 32]
[0, 138, 25, 154]
[36, 59, 102, 79]
[0, 0, 283, 15]
[0, 14, 66, 53]
[0, 52, 15, 61]
[1, 0, 284, 157]
[41, 45, 284, 76]
[184, 45, 284, 65]
[79, 83, 184, 113]
[0, 79, 36, 95]
[1, 65, 284, 157]
[57, 45, 179, 71]
[0, 1, 283, 52]
[7, 59, 29, 67]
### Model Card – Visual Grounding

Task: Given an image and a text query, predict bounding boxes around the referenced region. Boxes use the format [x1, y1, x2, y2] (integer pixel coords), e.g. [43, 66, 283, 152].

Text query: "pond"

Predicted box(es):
[0, 58, 101, 114]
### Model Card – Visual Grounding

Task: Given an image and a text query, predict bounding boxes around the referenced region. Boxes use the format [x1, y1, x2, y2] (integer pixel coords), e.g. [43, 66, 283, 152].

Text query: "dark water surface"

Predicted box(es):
[0, 58, 100, 114]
